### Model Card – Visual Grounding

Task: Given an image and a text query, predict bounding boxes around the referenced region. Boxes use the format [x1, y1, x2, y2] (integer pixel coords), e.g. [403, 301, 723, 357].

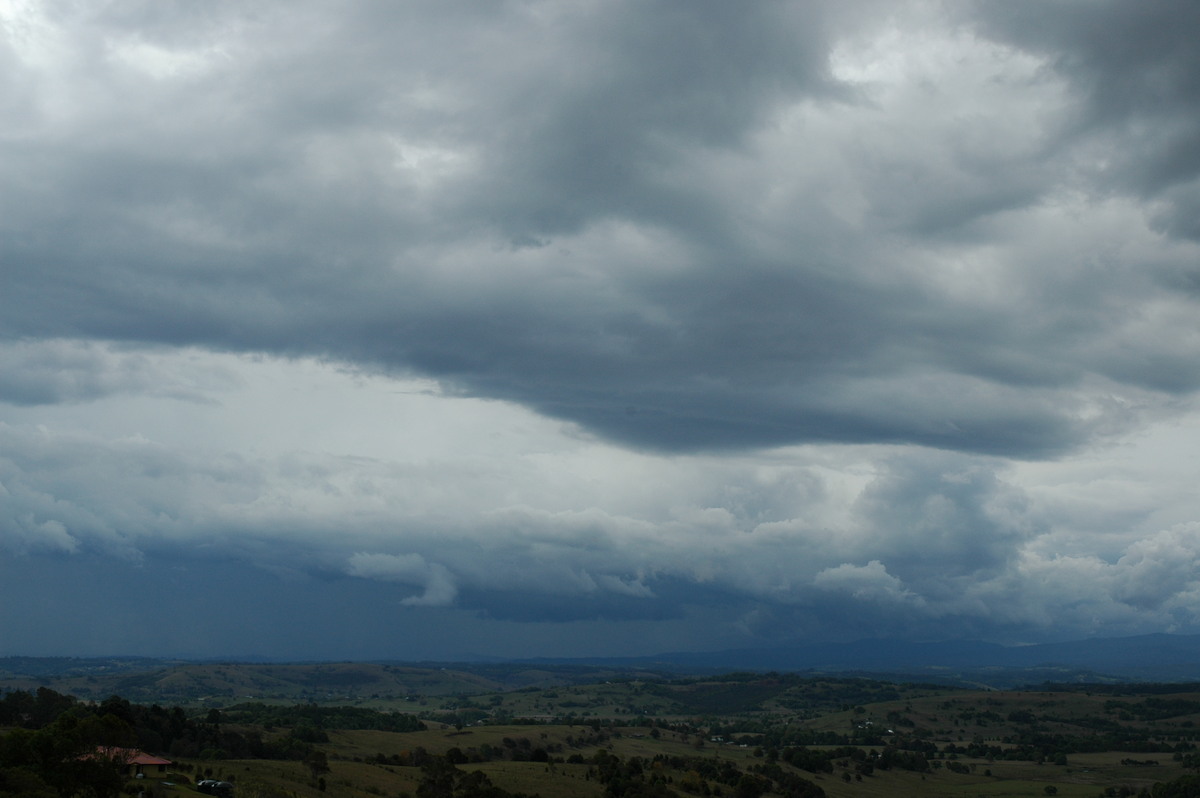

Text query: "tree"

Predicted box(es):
[303, 750, 330, 782]
[0, 765, 56, 798]
[416, 757, 458, 798]
[733, 774, 769, 798]
[0, 711, 133, 798]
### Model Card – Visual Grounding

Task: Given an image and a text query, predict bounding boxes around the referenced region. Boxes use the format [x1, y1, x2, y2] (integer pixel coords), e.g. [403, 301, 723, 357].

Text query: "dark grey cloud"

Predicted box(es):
[971, 0, 1200, 239]
[853, 453, 1036, 587]
[462, 588, 684, 625]
[5, 1, 1200, 658]
[5, 1, 1198, 457]
[459, 1, 842, 238]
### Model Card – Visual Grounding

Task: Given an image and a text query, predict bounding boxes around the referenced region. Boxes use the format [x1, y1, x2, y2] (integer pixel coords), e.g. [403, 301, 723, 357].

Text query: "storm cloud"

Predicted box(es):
[3, 1, 1200, 659]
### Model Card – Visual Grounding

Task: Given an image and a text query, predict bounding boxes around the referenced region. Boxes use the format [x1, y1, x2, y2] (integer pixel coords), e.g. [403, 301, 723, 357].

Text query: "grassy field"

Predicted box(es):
[141, 713, 1195, 798]
[150, 743, 1191, 798]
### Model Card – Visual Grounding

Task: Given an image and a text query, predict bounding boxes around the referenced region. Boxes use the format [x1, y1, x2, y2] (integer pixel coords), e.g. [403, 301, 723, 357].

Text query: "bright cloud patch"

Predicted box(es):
[347, 553, 459, 607]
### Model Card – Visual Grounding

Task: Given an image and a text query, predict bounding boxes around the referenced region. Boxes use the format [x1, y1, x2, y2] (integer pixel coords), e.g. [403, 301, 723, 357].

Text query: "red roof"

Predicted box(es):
[94, 747, 172, 766]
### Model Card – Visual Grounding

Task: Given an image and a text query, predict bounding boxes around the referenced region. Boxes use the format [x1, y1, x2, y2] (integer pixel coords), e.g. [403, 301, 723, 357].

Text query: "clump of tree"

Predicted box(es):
[1151, 775, 1200, 797]
[599, 751, 824, 798]
[221, 702, 426, 733]
[1106, 699, 1200, 722]
[0, 688, 329, 767]
[0, 687, 79, 728]
[0, 705, 137, 798]
[411, 754, 538, 798]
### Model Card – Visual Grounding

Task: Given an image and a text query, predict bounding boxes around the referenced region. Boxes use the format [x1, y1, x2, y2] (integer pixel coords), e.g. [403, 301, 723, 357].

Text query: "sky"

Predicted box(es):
[3, 1, 1200, 662]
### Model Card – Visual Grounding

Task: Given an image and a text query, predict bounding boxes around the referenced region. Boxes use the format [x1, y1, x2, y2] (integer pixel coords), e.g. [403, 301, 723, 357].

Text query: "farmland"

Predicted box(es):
[5, 660, 1200, 797]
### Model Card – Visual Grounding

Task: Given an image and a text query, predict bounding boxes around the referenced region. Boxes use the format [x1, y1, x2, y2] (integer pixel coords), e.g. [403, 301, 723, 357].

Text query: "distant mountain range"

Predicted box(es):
[4, 633, 1200, 696]
[540, 633, 1200, 686]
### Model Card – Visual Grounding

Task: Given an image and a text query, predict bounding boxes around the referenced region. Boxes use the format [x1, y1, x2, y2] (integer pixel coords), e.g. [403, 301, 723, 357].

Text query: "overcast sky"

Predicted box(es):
[4, 1, 1200, 661]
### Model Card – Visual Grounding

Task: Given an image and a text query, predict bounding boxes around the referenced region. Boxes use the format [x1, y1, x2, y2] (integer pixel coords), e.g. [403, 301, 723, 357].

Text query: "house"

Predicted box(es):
[94, 747, 173, 778]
